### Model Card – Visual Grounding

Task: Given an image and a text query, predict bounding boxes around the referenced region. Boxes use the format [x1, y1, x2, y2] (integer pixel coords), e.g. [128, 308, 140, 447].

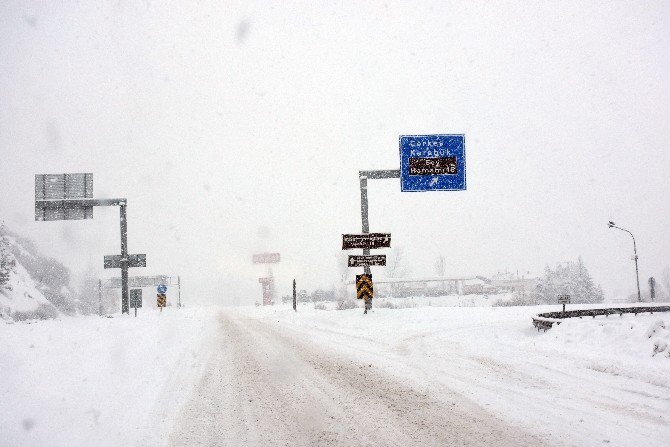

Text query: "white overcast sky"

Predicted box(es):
[1, 1, 669, 304]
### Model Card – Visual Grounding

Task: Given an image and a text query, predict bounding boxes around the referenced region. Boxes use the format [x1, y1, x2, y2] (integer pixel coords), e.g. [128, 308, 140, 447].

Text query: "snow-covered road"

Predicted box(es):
[2, 304, 668, 446]
[168, 311, 545, 447]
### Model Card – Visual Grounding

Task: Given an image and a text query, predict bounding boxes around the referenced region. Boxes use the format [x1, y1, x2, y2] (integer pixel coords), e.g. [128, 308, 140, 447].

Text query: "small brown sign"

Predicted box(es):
[558, 295, 571, 304]
[348, 255, 386, 267]
[409, 157, 457, 175]
[342, 233, 391, 250]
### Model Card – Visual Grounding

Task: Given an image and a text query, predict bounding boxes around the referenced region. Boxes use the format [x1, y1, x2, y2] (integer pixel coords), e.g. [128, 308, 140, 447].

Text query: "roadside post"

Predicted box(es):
[649, 277, 656, 302]
[293, 279, 297, 312]
[343, 134, 466, 314]
[34, 173, 145, 314]
[342, 233, 391, 313]
[558, 295, 570, 315]
[130, 289, 142, 317]
[104, 254, 147, 312]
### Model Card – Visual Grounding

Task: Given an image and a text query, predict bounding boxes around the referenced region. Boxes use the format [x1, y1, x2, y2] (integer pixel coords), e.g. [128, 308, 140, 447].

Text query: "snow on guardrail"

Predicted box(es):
[532, 305, 670, 331]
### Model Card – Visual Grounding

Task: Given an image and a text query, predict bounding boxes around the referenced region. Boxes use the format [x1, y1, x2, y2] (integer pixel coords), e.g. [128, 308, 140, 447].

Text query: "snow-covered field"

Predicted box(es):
[1, 302, 668, 446]
[0, 308, 217, 446]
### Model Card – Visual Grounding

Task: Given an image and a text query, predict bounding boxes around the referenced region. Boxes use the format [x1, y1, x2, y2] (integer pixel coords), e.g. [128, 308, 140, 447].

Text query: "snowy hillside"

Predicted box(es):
[0, 258, 59, 321]
[0, 226, 79, 321]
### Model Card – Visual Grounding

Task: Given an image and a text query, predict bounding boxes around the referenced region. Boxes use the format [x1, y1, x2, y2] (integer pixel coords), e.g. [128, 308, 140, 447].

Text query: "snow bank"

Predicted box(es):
[0, 307, 217, 447]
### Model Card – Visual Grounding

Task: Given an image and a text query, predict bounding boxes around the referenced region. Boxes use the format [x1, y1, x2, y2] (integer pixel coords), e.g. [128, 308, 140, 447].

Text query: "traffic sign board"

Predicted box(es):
[104, 254, 147, 269]
[356, 274, 373, 300]
[130, 289, 142, 308]
[348, 255, 386, 267]
[400, 135, 466, 191]
[35, 173, 94, 220]
[157, 284, 167, 294]
[253, 253, 280, 264]
[342, 233, 391, 250]
[157, 293, 166, 308]
[558, 295, 571, 304]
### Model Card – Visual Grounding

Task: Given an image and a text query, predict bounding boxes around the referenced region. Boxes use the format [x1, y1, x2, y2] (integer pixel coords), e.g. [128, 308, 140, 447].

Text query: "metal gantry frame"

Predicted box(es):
[358, 170, 400, 311]
[36, 197, 132, 313]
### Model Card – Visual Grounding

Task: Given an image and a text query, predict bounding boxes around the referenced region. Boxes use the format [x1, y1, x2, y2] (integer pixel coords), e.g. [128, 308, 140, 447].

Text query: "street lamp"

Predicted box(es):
[608, 221, 641, 302]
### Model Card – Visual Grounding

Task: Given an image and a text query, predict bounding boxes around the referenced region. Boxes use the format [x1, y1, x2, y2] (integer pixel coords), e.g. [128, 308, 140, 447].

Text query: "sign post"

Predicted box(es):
[157, 284, 167, 311]
[130, 289, 142, 317]
[34, 173, 144, 314]
[292, 279, 297, 312]
[344, 134, 466, 314]
[558, 295, 571, 315]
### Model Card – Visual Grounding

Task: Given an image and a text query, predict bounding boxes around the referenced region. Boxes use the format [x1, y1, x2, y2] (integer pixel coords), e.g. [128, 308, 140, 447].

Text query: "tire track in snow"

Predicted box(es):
[168, 311, 547, 447]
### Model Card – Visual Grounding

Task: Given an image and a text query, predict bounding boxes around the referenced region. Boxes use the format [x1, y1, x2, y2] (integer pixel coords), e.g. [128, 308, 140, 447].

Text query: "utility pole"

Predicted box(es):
[608, 221, 642, 302]
[177, 275, 181, 308]
[293, 279, 297, 312]
[120, 203, 129, 314]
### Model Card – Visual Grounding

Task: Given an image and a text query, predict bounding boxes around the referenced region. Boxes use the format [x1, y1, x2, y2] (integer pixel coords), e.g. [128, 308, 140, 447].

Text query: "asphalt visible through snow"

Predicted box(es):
[168, 311, 547, 447]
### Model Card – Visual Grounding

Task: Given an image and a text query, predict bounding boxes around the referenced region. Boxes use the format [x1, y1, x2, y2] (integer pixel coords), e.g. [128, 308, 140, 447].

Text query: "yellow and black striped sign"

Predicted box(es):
[356, 274, 373, 300]
[157, 293, 166, 308]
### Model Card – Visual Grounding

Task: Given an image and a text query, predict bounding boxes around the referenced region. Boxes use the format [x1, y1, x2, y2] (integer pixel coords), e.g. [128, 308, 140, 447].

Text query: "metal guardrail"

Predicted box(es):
[532, 305, 670, 331]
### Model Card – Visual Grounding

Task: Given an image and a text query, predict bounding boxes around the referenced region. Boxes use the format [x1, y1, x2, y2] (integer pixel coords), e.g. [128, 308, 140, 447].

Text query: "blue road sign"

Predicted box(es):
[399, 134, 466, 191]
[157, 284, 167, 294]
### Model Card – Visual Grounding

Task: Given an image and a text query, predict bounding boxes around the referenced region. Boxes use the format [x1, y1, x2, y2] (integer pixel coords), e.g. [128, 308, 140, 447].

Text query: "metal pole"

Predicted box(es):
[293, 279, 297, 311]
[177, 275, 181, 308]
[632, 236, 641, 303]
[359, 174, 372, 313]
[609, 223, 642, 303]
[98, 279, 102, 316]
[120, 204, 129, 314]
[356, 170, 400, 314]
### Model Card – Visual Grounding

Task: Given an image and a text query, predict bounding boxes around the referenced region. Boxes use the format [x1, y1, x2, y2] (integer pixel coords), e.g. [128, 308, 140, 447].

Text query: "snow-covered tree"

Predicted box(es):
[0, 223, 16, 289]
[531, 257, 604, 304]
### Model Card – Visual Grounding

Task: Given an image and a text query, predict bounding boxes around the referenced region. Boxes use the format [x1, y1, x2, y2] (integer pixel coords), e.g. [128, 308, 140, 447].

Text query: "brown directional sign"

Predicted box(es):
[409, 157, 457, 176]
[356, 274, 373, 300]
[104, 254, 147, 269]
[348, 255, 386, 267]
[252, 253, 280, 264]
[342, 233, 391, 250]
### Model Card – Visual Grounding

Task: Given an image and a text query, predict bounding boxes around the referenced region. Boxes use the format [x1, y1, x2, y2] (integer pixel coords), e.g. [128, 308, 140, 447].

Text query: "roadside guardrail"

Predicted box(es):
[532, 305, 670, 331]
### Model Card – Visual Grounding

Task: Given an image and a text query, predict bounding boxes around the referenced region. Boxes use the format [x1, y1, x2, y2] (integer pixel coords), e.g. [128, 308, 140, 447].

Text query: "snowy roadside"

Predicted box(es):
[0, 307, 218, 447]
[234, 303, 670, 447]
